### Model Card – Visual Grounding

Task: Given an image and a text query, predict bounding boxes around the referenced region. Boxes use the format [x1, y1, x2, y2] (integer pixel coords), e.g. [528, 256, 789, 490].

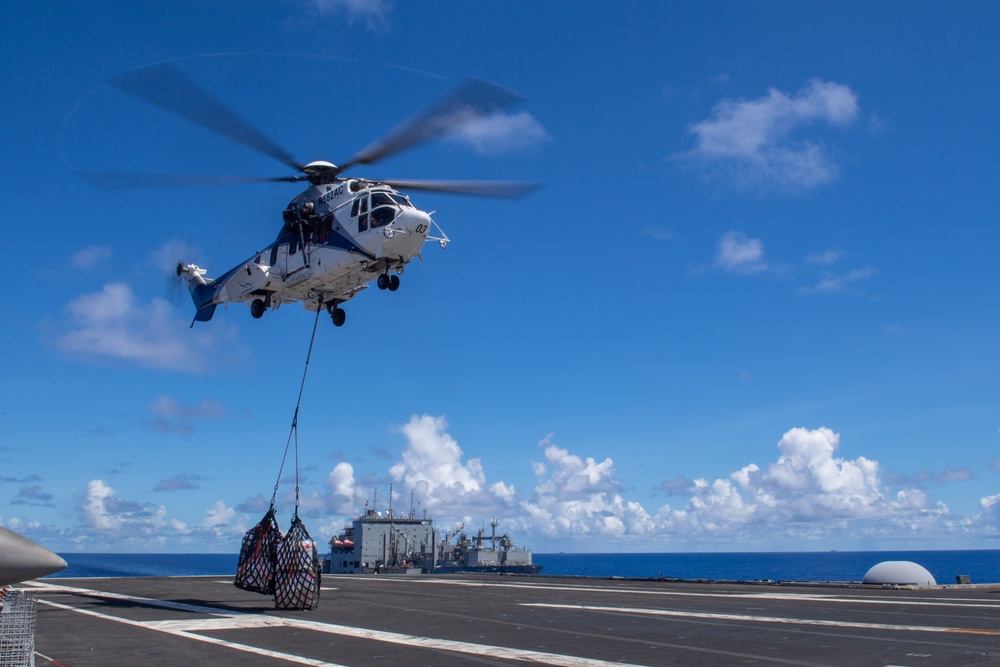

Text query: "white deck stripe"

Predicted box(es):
[524, 602, 1000, 636]
[37, 599, 349, 667]
[369, 577, 1000, 610]
[32, 582, 653, 667]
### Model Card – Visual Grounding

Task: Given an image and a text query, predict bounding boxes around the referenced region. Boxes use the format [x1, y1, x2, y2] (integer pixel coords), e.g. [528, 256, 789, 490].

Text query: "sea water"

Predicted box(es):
[49, 550, 999, 584]
[534, 550, 1000, 584]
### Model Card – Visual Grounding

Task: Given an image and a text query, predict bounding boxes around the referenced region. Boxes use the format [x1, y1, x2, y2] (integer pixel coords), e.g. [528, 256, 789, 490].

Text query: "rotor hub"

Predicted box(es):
[302, 160, 340, 185]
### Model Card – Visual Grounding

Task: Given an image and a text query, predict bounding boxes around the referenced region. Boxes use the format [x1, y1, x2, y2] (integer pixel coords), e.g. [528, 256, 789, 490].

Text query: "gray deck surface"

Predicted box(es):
[24, 574, 1000, 666]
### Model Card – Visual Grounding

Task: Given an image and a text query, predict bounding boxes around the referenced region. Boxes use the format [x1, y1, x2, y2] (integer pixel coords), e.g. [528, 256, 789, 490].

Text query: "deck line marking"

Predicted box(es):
[34, 585, 655, 667]
[37, 599, 347, 667]
[26, 581, 240, 616]
[365, 578, 1000, 610]
[524, 602, 1000, 636]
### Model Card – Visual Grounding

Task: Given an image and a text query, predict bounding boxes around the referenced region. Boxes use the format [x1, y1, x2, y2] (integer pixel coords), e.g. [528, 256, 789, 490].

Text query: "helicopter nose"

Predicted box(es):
[397, 209, 432, 236]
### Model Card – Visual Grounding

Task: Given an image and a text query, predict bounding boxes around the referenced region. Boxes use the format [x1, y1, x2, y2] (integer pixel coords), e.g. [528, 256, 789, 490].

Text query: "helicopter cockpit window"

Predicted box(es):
[389, 193, 412, 208]
[370, 192, 397, 228]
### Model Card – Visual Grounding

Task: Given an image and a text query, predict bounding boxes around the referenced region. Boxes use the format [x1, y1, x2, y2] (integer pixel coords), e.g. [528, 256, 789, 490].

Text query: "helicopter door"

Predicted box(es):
[352, 195, 369, 233]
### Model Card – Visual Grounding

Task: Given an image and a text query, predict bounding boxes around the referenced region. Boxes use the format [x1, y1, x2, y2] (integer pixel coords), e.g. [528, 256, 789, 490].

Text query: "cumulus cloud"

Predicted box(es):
[82, 479, 168, 534]
[296, 461, 367, 519]
[446, 111, 551, 155]
[201, 500, 238, 538]
[54, 282, 246, 373]
[352, 417, 976, 549]
[29, 419, 992, 552]
[714, 231, 767, 274]
[71, 245, 112, 269]
[387, 414, 504, 520]
[72, 480, 252, 549]
[520, 437, 654, 539]
[653, 427, 963, 548]
[979, 494, 1000, 532]
[682, 79, 860, 193]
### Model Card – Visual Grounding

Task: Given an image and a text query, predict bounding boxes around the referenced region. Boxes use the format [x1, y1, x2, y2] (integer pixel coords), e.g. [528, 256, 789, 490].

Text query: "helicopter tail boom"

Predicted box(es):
[176, 263, 219, 325]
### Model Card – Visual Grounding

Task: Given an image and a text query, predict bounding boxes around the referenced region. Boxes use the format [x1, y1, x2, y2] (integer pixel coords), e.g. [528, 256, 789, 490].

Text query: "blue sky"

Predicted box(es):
[3, 1, 1000, 553]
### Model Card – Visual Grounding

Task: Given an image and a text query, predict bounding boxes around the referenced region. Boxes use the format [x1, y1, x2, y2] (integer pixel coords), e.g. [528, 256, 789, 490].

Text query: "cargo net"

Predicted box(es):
[273, 517, 321, 611]
[0, 589, 37, 667]
[234, 508, 281, 595]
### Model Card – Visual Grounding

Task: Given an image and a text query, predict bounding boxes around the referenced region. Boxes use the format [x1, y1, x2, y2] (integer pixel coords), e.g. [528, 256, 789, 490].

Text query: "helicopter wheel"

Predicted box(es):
[388, 274, 400, 291]
[330, 307, 346, 327]
[377, 274, 390, 290]
[250, 298, 266, 319]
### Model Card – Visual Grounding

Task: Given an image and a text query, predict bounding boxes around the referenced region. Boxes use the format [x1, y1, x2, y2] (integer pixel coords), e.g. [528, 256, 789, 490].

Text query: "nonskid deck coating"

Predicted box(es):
[25, 574, 1000, 666]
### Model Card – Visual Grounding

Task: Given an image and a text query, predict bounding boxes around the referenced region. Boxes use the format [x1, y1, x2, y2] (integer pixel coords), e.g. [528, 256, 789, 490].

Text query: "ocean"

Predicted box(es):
[49, 550, 1000, 584]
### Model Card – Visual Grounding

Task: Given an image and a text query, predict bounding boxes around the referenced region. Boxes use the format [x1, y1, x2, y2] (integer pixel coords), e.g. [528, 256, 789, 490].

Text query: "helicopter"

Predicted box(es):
[84, 63, 539, 326]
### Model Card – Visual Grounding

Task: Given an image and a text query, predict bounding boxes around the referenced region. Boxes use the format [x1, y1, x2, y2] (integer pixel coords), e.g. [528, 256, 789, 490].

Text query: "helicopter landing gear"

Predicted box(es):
[377, 273, 400, 291]
[327, 303, 346, 327]
[250, 298, 266, 319]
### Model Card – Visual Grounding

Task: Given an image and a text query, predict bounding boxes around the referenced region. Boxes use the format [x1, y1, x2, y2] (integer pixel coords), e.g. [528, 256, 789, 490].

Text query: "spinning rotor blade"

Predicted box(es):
[380, 178, 540, 199]
[339, 79, 526, 172]
[76, 170, 301, 190]
[110, 63, 306, 173]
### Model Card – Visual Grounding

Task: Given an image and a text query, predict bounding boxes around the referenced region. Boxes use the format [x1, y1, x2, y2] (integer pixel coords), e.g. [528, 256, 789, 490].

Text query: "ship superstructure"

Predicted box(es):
[325, 507, 540, 575]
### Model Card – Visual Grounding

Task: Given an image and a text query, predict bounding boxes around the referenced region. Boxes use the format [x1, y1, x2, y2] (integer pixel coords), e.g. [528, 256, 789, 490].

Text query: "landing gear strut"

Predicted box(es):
[250, 298, 266, 319]
[377, 273, 400, 291]
[327, 303, 346, 327]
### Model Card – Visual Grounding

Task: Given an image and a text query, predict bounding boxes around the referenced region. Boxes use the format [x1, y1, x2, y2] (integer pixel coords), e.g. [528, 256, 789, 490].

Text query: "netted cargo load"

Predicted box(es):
[273, 517, 321, 610]
[234, 508, 282, 595]
[0, 589, 37, 667]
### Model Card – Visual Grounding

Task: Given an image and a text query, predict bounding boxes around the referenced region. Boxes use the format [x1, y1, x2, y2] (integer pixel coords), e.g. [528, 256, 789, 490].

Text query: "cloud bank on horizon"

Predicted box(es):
[5, 415, 995, 552]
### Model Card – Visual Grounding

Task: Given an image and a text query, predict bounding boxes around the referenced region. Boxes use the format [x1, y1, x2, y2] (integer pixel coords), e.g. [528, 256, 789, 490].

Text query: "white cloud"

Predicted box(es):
[654, 427, 964, 548]
[714, 231, 767, 274]
[54, 282, 245, 373]
[683, 79, 860, 192]
[519, 436, 655, 539]
[387, 415, 506, 520]
[979, 494, 1000, 532]
[326, 462, 361, 515]
[303, 0, 392, 31]
[799, 266, 877, 295]
[71, 245, 112, 269]
[390, 414, 485, 494]
[82, 479, 168, 534]
[447, 111, 551, 155]
[201, 500, 238, 538]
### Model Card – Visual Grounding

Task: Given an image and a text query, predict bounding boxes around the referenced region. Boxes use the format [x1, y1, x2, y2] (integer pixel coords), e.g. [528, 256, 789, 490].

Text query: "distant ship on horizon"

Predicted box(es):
[325, 508, 541, 575]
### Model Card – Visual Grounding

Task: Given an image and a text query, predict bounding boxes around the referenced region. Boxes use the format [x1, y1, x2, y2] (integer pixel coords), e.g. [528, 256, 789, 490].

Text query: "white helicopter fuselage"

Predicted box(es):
[180, 180, 444, 326]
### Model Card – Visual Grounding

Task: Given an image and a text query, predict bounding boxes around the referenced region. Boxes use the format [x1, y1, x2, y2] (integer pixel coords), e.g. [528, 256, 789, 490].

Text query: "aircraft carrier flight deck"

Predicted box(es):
[25, 573, 1000, 666]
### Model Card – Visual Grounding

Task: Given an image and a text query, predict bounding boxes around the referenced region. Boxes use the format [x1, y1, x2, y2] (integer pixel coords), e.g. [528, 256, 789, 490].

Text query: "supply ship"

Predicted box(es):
[324, 509, 541, 575]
